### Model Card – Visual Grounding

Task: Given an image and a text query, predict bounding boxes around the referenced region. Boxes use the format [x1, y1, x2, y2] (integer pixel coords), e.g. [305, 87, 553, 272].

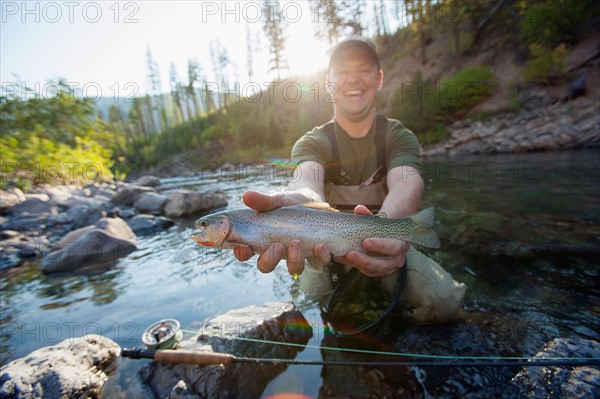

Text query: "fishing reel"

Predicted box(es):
[142, 319, 183, 349]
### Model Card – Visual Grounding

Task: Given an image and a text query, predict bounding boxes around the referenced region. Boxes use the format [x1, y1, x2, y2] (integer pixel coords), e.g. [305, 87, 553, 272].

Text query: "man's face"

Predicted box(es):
[327, 46, 383, 123]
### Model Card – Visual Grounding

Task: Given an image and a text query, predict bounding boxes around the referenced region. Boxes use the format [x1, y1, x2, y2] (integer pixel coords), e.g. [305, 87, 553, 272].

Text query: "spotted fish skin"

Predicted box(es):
[193, 205, 440, 258]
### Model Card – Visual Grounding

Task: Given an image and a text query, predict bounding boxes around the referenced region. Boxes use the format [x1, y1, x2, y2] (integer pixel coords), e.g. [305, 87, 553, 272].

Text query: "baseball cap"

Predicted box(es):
[329, 35, 381, 70]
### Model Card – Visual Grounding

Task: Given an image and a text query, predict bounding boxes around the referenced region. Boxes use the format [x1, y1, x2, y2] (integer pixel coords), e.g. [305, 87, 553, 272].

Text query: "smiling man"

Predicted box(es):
[236, 36, 466, 325]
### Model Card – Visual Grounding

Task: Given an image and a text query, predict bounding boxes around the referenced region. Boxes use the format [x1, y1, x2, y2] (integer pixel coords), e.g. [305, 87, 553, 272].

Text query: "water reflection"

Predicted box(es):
[0, 150, 598, 396]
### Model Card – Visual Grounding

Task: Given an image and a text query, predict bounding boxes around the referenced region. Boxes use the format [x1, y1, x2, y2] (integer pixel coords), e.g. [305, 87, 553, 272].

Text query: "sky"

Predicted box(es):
[1, 0, 342, 99]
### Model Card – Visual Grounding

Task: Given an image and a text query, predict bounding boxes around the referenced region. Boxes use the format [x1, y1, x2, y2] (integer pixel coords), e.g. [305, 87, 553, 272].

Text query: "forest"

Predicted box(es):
[1, 0, 596, 187]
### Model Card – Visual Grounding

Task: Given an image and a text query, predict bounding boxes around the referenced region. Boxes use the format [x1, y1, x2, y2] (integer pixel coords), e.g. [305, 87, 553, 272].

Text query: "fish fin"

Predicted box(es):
[408, 208, 440, 248]
[301, 202, 340, 212]
[375, 212, 387, 218]
[408, 207, 436, 228]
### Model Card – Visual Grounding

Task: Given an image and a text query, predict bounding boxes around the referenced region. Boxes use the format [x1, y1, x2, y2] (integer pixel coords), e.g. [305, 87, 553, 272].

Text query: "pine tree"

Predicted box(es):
[246, 22, 255, 82]
[187, 58, 205, 119]
[169, 63, 184, 123]
[378, 0, 389, 38]
[312, 0, 365, 44]
[146, 47, 167, 132]
[263, 1, 289, 80]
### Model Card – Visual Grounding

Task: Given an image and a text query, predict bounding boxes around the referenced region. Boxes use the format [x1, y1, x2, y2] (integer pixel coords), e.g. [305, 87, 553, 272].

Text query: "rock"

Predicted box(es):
[127, 214, 175, 236]
[0, 230, 19, 239]
[111, 206, 136, 219]
[168, 380, 201, 399]
[0, 188, 26, 212]
[163, 190, 227, 218]
[4, 198, 58, 232]
[136, 175, 161, 187]
[422, 97, 600, 157]
[1, 234, 51, 260]
[126, 302, 311, 399]
[23, 193, 50, 202]
[511, 337, 600, 398]
[0, 335, 119, 398]
[68, 206, 106, 230]
[134, 192, 168, 215]
[0, 245, 21, 269]
[8, 198, 56, 217]
[37, 186, 73, 205]
[83, 183, 117, 198]
[111, 184, 156, 206]
[40, 217, 137, 273]
[566, 71, 587, 100]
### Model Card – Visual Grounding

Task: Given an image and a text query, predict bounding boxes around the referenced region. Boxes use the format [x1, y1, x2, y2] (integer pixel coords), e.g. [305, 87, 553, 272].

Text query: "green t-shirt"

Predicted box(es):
[291, 117, 420, 186]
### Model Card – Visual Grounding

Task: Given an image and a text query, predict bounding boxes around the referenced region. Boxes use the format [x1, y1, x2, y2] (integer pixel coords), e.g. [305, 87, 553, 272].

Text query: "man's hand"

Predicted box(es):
[334, 205, 410, 277]
[233, 190, 331, 276]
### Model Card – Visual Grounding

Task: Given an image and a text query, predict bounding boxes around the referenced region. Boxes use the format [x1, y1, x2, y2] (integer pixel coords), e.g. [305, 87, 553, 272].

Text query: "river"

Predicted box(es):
[1, 149, 598, 397]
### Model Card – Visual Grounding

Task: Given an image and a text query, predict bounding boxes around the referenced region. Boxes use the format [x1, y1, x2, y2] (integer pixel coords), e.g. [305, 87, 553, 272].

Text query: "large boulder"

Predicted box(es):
[126, 302, 311, 399]
[40, 217, 137, 273]
[163, 190, 227, 218]
[0, 335, 119, 398]
[511, 337, 600, 398]
[127, 214, 175, 236]
[134, 192, 168, 215]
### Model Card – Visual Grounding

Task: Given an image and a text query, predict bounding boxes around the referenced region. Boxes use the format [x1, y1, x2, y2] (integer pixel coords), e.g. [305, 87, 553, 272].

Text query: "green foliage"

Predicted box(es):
[451, 31, 475, 55]
[517, 0, 596, 48]
[389, 72, 443, 140]
[523, 43, 570, 84]
[422, 124, 451, 145]
[439, 66, 497, 114]
[0, 82, 118, 188]
[390, 66, 497, 144]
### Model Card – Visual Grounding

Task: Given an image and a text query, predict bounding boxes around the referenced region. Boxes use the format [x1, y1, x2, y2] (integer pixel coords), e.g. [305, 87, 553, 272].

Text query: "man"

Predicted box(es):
[235, 36, 466, 324]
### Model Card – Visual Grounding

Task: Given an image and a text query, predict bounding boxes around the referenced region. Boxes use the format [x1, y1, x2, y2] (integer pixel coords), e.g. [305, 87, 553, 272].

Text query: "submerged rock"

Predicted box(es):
[127, 214, 175, 236]
[0, 335, 120, 398]
[40, 217, 137, 273]
[126, 302, 312, 399]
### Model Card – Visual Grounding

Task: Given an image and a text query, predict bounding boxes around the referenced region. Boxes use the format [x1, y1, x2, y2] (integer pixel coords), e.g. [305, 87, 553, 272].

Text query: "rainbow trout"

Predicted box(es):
[192, 203, 440, 258]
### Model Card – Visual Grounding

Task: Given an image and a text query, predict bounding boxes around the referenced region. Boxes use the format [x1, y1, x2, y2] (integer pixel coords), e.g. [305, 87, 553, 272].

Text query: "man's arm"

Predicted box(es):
[380, 165, 423, 218]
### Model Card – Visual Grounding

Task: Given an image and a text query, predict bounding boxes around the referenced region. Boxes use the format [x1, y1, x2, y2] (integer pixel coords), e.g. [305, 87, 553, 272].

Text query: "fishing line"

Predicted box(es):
[180, 329, 600, 364]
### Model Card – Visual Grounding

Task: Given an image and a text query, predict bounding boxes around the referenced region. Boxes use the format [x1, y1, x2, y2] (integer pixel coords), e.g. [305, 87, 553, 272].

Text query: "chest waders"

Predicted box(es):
[320, 115, 407, 336]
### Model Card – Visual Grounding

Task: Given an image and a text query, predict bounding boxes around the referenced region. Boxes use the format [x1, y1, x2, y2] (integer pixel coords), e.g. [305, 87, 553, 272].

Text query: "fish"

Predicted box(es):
[192, 203, 440, 259]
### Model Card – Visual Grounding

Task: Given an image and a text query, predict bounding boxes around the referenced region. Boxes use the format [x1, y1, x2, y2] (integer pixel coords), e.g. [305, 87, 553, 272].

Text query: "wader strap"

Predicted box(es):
[323, 115, 388, 186]
[328, 260, 346, 288]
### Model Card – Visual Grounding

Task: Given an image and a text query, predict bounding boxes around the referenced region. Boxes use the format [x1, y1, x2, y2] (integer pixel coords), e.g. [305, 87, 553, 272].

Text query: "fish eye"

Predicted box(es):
[198, 219, 209, 228]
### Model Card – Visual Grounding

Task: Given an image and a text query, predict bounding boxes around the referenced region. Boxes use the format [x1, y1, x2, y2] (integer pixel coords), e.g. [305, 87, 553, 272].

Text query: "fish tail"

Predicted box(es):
[407, 207, 441, 248]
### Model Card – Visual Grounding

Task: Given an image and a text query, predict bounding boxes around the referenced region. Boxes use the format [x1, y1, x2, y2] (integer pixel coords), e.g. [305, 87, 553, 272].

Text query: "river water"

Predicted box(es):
[1, 149, 598, 397]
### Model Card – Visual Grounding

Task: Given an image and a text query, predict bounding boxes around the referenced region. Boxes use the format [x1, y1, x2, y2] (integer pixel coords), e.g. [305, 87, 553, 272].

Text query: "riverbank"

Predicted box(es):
[0, 177, 227, 271]
[422, 95, 600, 157]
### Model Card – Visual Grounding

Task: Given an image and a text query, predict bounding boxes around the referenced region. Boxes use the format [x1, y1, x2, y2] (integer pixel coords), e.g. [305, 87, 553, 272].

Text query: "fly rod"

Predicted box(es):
[121, 348, 600, 368]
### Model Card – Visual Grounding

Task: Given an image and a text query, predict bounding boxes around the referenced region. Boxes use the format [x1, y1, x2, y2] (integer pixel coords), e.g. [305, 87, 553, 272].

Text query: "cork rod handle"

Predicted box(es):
[154, 349, 236, 365]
